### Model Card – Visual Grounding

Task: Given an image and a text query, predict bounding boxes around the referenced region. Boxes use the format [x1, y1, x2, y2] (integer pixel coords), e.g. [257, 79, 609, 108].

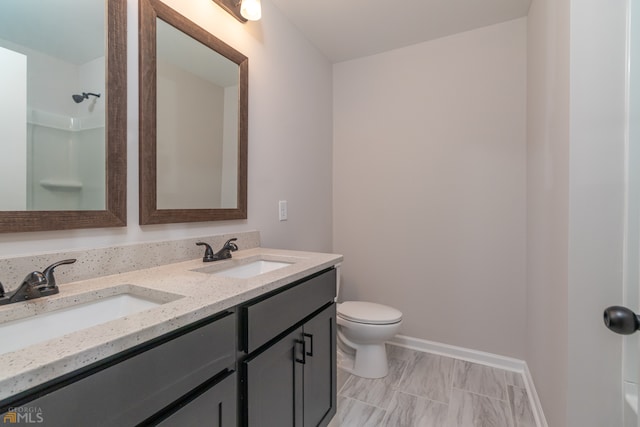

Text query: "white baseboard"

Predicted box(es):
[387, 334, 548, 427]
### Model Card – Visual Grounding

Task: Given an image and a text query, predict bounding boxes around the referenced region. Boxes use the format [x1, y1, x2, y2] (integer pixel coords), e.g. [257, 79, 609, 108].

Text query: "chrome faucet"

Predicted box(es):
[196, 238, 238, 262]
[0, 259, 76, 305]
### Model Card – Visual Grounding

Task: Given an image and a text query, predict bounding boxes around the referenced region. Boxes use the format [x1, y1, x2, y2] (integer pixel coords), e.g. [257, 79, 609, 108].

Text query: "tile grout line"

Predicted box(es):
[450, 386, 510, 403]
[339, 394, 389, 411]
[377, 354, 411, 422]
[452, 358, 514, 402]
[336, 370, 352, 395]
[508, 385, 519, 427]
[394, 389, 451, 406]
[379, 392, 393, 425]
[445, 355, 457, 425]
[503, 370, 518, 427]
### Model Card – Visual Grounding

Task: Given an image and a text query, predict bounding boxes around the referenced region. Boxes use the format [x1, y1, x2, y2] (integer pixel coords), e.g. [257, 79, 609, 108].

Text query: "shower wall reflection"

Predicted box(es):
[27, 110, 105, 211]
[0, 1, 106, 211]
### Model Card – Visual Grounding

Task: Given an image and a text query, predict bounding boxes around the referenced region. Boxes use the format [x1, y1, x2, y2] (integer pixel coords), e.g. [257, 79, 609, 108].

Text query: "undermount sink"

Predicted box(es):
[0, 293, 166, 356]
[194, 260, 293, 279]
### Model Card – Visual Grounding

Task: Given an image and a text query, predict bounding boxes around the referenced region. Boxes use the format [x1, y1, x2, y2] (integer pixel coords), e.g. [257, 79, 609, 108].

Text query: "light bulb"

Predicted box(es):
[240, 0, 261, 21]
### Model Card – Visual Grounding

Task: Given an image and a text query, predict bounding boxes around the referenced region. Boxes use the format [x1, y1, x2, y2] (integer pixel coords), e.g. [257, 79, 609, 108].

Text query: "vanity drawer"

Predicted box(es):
[157, 371, 237, 426]
[12, 311, 236, 426]
[242, 268, 336, 353]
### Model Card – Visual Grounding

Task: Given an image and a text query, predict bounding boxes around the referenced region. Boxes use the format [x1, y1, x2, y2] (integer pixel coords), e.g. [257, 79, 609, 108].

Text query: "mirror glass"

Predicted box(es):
[139, 0, 248, 224]
[0, 0, 126, 231]
[156, 19, 239, 209]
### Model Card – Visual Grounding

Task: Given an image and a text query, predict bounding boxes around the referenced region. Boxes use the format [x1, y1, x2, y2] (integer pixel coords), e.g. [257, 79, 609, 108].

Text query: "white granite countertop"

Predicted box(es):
[0, 247, 342, 401]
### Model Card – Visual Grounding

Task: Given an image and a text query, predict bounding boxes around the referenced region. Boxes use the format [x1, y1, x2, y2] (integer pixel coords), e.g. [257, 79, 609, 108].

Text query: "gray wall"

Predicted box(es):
[0, 0, 334, 257]
[526, 0, 570, 424]
[333, 18, 527, 359]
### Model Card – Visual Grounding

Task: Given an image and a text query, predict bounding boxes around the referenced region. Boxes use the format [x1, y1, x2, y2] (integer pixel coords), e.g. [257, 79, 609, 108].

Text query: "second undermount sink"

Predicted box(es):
[193, 259, 293, 279]
[0, 291, 172, 356]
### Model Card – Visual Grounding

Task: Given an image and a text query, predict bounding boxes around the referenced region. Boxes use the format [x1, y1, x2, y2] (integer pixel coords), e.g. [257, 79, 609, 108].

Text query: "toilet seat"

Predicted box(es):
[338, 301, 402, 325]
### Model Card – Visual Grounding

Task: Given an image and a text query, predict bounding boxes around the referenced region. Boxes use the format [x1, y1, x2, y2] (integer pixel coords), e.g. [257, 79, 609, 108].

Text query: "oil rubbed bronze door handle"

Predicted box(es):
[295, 339, 306, 364]
[303, 333, 313, 357]
[604, 306, 640, 335]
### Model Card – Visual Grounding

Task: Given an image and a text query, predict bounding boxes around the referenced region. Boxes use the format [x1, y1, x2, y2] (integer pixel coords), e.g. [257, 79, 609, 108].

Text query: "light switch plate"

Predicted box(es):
[279, 200, 288, 221]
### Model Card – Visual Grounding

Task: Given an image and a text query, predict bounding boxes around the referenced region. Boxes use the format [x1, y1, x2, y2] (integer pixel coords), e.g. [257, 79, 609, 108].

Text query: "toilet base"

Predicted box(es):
[337, 342, 389, 379]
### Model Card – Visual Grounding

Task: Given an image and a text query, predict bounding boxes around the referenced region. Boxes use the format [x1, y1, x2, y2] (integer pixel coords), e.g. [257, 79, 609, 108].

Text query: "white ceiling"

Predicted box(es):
[269, 0, 532, 63]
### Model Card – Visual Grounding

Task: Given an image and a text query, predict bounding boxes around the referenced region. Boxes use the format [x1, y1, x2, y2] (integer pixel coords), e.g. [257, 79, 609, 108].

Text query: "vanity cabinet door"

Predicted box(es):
[243, 304, 337, 427]
[157, 371, 237, 427]
[243, 327, 304, 427]
[303, 304, 336, 427]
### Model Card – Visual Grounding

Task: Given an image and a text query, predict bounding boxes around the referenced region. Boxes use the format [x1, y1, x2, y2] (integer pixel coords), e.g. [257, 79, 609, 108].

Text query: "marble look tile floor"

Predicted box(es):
[329, 344, 537, 427]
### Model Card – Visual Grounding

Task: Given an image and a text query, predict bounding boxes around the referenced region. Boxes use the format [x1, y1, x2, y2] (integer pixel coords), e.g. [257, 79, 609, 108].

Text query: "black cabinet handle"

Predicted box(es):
[604, 306, 640, 335]
[303, 333, 313, 357]
[295, 339, 306, 364]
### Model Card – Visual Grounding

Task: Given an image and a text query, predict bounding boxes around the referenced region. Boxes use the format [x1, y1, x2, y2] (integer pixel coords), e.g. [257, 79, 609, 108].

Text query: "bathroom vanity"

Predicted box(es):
[0, 246, 341, 426]
[4, 311, 238, 425]
[241, 269, 336, 426]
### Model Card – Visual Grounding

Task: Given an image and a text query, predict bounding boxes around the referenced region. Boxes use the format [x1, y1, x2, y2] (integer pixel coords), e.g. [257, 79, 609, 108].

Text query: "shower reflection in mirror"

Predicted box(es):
[72, 92, 101, 107]
[0, 0, 106, 211]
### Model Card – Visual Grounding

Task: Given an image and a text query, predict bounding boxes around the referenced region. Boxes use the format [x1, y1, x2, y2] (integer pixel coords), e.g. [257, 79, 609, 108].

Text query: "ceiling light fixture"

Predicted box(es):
[212, 0, 261, 23]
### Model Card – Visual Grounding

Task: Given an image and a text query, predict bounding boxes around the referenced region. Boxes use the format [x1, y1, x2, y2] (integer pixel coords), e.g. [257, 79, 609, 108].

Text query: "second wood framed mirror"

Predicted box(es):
[139, 0, 248, 225]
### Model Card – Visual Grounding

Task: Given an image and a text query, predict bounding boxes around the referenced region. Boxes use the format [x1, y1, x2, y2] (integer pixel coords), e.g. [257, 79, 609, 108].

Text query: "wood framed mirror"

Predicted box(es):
[0, 0, 126, 232]
[139, 0, 248, 225]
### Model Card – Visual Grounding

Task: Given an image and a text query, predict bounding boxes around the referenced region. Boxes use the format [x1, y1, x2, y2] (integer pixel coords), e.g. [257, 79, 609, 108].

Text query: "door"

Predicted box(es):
[625, 1, 640, 425]
[604, 1, 640, 426]
[244, 327, 304, 427]
[302, 304, 337, 427]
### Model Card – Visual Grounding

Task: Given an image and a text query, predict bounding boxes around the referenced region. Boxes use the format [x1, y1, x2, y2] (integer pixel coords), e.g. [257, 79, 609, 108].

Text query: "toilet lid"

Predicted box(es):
[337, 301, 403, 325]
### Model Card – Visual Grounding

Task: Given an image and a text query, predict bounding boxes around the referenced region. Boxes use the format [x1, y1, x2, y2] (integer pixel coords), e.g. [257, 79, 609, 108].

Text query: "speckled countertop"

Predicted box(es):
[0, 247, 342, 402]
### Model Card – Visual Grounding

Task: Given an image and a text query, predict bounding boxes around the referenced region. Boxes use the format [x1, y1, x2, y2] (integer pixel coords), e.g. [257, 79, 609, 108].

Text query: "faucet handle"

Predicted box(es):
[223, 238, 238, 252]
[196, 242, 215, 262]
[42, 259, 77, 289]
[9, 271, 48, 302]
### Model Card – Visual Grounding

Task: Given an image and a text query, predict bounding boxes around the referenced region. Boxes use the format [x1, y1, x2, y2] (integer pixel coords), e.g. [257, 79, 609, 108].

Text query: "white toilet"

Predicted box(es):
[335, 265, 403, 379]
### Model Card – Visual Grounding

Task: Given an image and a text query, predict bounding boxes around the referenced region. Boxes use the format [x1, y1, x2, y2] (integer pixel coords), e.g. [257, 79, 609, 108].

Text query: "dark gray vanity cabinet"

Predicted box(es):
[1, 311, 237, 426]
[1, 267, 338, 427]
[241, 269, 337, 427]
[157, 370, 237, 426]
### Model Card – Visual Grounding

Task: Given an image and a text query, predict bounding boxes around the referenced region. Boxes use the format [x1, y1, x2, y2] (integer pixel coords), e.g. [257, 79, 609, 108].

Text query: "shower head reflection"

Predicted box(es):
[72, 92, 101, 103]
